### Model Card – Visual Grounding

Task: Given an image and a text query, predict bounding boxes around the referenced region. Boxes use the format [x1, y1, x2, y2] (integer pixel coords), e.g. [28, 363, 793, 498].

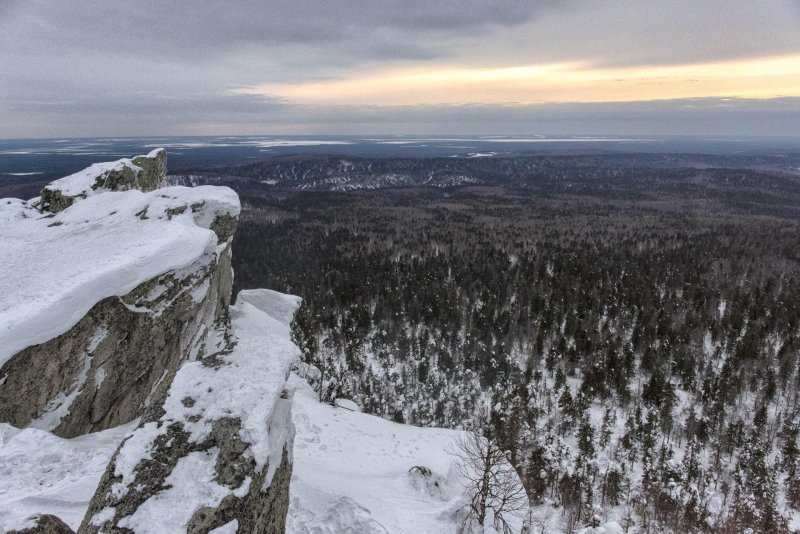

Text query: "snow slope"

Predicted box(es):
[0, 184, 239, 366]
[0, 282, 528, 533]
[287, 374, 473, 534]
[0, 421, 138, 532]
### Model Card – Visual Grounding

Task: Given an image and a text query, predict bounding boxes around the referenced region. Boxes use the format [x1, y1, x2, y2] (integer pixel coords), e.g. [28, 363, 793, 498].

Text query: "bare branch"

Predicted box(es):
[448, 431, 529, 533]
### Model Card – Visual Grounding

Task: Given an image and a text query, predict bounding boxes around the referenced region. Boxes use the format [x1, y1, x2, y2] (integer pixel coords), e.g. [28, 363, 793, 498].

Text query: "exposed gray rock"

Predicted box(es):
[38, 188, 75, 213]
[2, 151, 294, 532]
[129, 151, 168, 191]
[210, 213, 238, 243]
[8, 514, 75, 534]
[80, 409, 293, 534]
[40, 149, 166, 213]
[0, 243, 233, 438]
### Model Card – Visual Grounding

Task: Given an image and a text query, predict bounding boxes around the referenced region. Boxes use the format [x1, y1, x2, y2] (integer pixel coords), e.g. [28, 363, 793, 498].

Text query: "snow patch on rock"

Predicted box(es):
[209, 519, 239, 533]
[116, 448, 236, 532]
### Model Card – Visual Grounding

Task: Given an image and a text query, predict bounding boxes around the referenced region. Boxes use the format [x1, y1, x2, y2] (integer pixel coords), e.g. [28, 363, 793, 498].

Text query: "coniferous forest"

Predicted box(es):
[224, 154, 800, 532]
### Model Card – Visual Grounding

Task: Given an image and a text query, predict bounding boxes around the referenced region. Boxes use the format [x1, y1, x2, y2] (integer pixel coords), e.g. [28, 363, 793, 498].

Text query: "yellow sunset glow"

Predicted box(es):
[235, 54, 800, 105]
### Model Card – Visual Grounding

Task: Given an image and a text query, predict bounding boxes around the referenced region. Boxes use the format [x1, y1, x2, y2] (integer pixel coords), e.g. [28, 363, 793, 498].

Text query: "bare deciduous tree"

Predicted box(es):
[449, 431, 529, 533]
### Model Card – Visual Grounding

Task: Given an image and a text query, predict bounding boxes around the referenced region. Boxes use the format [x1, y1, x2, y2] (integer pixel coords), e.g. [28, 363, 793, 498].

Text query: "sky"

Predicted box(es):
[1, 0, 799, 138]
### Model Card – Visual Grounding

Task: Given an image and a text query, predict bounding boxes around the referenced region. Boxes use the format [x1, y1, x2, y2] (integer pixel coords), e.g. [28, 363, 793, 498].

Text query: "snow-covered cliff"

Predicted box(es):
[0, 151, 523, 534]
[0, 149, 240, 437]
[0, 152, 297, 533]
[80, 289, 299, 533]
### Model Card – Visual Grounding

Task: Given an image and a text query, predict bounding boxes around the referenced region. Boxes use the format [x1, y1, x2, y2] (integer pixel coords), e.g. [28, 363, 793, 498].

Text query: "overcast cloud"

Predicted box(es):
[1, 0, 799, 137]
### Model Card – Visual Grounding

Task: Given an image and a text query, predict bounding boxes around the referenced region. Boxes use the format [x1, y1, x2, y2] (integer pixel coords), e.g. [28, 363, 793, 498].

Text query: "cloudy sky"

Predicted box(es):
[1, 0, 799, 138]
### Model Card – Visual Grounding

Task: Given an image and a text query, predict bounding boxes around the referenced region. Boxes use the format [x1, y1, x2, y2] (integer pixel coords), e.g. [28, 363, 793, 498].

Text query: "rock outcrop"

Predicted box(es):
[11, 514, 75, 534]
[40, 149, 167, 213]
[80, 290, 299, 534]
[0, 240, 234, 438]
[0, 149, 238, 438]
[0, 152, 298, 533]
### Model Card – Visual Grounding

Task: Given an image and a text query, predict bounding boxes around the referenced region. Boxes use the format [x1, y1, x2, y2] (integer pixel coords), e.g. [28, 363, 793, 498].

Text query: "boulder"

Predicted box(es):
[8, 514, 75, 534]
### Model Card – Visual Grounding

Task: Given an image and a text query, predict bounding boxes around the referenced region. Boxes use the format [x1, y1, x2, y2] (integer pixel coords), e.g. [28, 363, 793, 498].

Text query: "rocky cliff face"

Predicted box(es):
[80, 290, 299, 534]
[0, 149, 236, 438]
[0, 241, 234, 439]
[0, 152, 297, 533]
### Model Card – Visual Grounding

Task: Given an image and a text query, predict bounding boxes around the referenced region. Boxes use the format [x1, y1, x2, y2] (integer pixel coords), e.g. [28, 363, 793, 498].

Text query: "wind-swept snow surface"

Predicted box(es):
[0, 184, 239, 366]
[287, 375, 526, 534]
[0, 421, 137, 532]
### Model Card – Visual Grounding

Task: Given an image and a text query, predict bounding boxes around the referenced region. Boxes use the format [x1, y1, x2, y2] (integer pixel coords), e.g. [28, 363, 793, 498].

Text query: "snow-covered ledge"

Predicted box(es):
[0, 181, 239, 366]
[0, 151, 240, 437]
[1, 152, 299, 533]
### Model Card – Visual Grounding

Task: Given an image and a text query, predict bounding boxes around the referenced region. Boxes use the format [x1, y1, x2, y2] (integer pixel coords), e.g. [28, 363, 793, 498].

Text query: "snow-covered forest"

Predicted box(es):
[232, 157, 800, 532]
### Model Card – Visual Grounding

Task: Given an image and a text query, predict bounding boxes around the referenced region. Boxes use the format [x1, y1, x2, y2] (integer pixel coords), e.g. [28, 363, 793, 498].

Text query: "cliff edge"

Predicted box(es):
[0, 152, 297, 533]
